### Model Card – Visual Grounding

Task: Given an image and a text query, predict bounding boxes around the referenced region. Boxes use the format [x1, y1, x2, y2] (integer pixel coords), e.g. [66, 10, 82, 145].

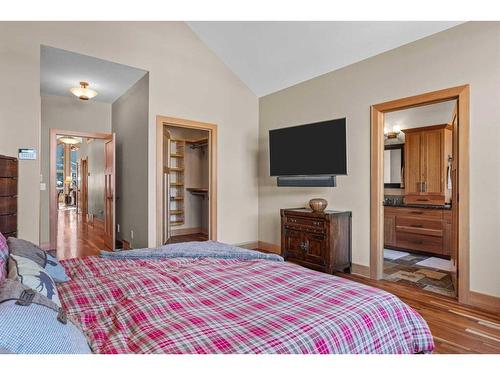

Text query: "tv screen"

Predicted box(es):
[269, 118, 347, 176]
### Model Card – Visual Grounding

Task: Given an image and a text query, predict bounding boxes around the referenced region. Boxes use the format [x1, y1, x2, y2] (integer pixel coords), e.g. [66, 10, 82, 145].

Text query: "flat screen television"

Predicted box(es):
[269, 118, 347, 176]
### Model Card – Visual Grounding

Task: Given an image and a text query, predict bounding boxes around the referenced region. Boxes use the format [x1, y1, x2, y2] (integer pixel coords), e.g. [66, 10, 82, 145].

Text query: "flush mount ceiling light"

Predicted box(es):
[70, 81, 98, 100]
[58, 136, 81, 145]
[384, 125, 402, 139]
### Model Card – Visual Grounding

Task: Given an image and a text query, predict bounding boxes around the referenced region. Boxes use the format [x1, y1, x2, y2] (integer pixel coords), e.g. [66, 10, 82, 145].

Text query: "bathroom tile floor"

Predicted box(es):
[383, 250, 456, 298]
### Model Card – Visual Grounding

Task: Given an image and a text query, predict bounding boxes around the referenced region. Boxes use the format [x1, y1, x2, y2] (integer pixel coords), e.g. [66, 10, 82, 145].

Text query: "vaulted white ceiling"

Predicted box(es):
[187, 21, 463, 97]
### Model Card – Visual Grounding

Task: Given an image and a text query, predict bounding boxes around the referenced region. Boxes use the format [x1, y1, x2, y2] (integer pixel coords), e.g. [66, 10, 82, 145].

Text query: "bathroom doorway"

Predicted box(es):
[382, 100, 457, 297]
[371, 85, 470, 304]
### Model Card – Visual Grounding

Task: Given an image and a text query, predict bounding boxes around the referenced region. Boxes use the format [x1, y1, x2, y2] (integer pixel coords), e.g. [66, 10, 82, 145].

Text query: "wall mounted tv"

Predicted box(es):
[269, 118, 347, 177]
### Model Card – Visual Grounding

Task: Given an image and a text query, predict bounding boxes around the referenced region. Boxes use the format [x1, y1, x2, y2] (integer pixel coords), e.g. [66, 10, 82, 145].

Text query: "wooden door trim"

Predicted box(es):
[49, 129, 113, 250]
[156, 116, 218, 246]
[103, 136, 116, 250]
[370, 85, 470, 305]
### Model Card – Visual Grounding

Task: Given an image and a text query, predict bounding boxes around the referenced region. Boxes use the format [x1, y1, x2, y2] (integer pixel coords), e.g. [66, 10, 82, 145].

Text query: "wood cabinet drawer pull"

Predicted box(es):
[416, 199, 429, 202]
[410, 211, 423, 214]
[410, 224, 423, 228]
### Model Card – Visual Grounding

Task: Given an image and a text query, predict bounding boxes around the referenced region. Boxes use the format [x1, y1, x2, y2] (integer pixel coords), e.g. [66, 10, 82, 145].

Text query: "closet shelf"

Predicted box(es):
[170, 210, 184, 215]
[187, 188, 209, 195]
[170, 182, 184, 186]
[165, 167, 184, 172]
[170, 153, 184, 158]
[170, 196, 184, 201]
[170, 221, 184, 226]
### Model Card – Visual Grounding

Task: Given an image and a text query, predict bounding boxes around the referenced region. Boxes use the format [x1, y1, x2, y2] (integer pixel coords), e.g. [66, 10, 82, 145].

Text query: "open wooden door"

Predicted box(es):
[104, 136, 115, 250]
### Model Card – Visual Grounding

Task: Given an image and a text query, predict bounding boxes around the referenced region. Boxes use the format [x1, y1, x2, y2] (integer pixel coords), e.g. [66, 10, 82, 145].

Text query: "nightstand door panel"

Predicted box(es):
[284, 228, 304, 260]
[303, 232, 327, 266]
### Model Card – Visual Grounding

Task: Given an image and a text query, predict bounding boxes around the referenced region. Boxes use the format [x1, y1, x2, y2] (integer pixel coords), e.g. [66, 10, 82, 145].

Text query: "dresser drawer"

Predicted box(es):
[396, 232, 443, 254]
[0, 178, 17, 197]
[0, 196, 17, 215]
[0, 158, 17, 178]
[0, 214, 17, 234]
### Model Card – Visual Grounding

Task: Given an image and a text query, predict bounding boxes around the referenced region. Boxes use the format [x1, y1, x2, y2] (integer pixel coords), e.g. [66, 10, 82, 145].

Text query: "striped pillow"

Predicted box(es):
[0, 232, 7, 283]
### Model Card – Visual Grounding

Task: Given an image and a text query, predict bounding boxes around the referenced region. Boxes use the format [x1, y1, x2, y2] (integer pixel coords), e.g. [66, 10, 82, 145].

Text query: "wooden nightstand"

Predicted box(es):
[281, 208, 352, 274]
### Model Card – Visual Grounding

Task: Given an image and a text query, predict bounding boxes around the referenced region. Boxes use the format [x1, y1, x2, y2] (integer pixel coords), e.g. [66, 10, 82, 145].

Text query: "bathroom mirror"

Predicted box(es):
[384, 144, 404, 188]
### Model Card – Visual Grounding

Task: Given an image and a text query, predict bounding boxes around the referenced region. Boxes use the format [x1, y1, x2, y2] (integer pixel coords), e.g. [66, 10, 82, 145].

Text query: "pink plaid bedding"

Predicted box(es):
[58, 256, 434, 354]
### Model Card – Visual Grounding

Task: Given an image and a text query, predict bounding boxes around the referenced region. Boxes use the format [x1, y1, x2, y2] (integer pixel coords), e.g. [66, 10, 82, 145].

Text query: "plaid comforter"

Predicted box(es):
[58, 256, 434, 354]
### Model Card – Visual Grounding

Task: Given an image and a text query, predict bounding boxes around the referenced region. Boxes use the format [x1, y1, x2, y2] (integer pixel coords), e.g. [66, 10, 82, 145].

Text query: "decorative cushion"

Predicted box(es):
[0, 232, 7, 283]
[8, 254, 61, 307]
[0, 279, 91, 354]
[7, 237, 69, 283]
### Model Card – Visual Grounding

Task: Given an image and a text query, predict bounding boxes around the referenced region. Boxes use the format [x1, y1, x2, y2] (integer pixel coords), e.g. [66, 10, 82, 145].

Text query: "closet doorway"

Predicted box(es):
[156, 116, 217, 245]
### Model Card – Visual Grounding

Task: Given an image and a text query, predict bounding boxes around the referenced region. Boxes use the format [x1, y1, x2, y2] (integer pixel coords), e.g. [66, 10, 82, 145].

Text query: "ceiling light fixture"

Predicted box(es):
[70, 81, 98, 100]
[58, 136, 81, 145]
[385, 125, 402, 139]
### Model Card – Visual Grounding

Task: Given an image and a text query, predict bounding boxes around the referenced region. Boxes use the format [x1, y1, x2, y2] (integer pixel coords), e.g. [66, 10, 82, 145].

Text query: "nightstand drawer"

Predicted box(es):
[285, 215, 325, 229]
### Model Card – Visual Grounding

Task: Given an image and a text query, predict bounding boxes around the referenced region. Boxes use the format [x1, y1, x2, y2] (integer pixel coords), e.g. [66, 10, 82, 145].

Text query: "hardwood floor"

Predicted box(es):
[166, 233, 208, 244]
[336, 273, 500, 354]
[56, 208, 106, 260]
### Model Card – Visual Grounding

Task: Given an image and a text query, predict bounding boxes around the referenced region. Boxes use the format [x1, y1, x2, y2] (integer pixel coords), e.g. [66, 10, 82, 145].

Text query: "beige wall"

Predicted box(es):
[112, 74, 149, 248]
[259, 22, 500, 297]
[40, 95, 112, 244]
[0, 21, 259, 247]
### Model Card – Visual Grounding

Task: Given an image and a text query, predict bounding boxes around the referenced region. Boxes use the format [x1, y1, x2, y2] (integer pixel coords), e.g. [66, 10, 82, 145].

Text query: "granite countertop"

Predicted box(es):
[383, 203, 452, 210]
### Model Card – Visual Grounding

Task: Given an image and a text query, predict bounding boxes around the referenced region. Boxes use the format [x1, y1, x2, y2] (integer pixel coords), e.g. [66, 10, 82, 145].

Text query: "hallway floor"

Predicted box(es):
[56, 208, 106, 260]
[166, 233, 208, 244]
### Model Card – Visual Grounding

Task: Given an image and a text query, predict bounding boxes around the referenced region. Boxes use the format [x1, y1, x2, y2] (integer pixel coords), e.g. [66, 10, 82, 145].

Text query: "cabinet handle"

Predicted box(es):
[422, 182, 427, 192]
[410, 211, 423, 215]
[416, 198, 429, 202]
[410, 224, 423, 228]
[412, 240, 424, 245]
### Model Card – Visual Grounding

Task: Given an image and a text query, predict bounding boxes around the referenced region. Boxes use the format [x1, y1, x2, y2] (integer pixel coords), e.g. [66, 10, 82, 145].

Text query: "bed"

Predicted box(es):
[55, 242, 435, 354]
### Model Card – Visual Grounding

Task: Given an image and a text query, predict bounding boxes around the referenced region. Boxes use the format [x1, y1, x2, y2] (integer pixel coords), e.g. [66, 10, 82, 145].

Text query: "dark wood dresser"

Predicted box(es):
[281, 208, 352, 274]
[0, 155, 18, 237]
